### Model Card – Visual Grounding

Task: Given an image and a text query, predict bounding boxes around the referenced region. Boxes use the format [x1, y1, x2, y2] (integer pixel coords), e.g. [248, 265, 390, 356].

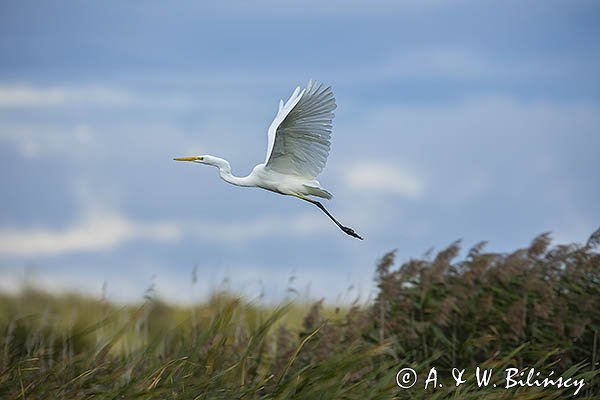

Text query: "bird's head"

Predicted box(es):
[173, 155, 230, 171]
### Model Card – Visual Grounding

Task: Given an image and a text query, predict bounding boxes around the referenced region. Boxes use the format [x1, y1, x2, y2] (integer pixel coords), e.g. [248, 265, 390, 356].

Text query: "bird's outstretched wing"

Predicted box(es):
[264, 80, 336, 179]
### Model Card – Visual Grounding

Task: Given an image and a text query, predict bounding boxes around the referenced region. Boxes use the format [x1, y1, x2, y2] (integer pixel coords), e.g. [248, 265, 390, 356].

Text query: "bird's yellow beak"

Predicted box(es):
[173, 156, 203, 162]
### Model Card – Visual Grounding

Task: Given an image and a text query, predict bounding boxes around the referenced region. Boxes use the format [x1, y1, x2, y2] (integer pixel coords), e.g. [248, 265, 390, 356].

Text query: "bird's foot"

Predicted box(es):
[342, 226, 363, 240]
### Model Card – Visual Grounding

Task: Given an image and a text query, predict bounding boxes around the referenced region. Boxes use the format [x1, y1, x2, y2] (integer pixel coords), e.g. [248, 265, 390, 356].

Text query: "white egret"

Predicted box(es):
[174, 79, 362, 240]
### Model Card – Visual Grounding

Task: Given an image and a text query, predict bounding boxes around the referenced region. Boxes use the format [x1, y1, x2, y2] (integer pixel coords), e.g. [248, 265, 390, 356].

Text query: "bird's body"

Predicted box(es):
[207, 157, 332, 199]
[175, 80, 362, 239]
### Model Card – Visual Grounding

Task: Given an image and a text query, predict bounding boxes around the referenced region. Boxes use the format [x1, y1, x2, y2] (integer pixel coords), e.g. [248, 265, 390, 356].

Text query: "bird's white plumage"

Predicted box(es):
[265, 80, 336, 179]
[174, 79, 363, 239]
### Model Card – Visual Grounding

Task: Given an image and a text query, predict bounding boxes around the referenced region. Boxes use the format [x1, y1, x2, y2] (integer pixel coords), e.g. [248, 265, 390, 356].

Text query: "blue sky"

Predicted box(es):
[1, 0, 599, 304]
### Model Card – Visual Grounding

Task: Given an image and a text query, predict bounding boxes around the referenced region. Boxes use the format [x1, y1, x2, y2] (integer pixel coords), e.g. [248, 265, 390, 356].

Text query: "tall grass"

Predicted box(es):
[0, 230, 598, 398]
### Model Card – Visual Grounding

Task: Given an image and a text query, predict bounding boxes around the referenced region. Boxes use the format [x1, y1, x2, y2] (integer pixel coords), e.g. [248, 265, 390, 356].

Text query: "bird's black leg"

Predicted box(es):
[297, 196, 363, 240]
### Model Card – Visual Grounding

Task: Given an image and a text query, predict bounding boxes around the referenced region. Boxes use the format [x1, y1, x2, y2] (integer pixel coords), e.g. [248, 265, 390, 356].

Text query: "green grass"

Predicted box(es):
[1, 230, 598, 398]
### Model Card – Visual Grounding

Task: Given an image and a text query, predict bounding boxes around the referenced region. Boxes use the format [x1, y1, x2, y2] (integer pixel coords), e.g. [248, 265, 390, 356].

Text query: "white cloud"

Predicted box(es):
[342, 161, 424, 198]
[0, 84, 195, 109]
[189, 213, 330, 242]
[0, 46, 565, 112]
[0, 210, 334, 258]
[339, 95, 600, 198]
[0, 211, 181, 257]
[2, 122, 97, 159]
[0, 85, 135, 107]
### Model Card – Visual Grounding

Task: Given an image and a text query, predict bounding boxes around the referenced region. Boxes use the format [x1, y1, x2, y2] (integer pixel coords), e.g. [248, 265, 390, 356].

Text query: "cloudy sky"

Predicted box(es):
[1, 0, 599, 304]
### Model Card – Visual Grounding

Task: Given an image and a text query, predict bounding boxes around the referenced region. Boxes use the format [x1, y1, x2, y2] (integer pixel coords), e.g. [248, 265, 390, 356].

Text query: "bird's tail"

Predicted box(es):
[303, 183, 333, 199]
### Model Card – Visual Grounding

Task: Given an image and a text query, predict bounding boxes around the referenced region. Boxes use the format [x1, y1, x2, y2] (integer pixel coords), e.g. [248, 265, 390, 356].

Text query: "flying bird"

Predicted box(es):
[174, 80, 362, 240]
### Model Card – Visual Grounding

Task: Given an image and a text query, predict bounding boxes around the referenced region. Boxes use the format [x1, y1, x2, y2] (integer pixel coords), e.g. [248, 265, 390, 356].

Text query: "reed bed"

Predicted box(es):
[0, 230, 598, 398]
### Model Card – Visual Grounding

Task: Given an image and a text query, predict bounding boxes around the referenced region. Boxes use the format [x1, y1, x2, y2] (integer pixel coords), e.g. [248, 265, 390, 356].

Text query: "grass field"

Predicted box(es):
[1, 230, 598, 399]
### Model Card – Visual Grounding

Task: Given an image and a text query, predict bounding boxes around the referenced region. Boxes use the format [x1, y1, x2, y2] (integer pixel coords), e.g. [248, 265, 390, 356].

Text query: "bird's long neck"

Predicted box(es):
[209, 157, 254, 187]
